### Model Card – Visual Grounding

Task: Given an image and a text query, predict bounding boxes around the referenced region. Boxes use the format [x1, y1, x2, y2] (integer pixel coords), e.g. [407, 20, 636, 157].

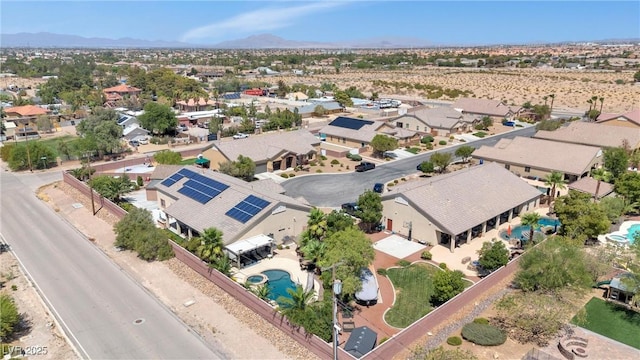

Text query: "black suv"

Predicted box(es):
[341, 203, 359, 216]
[373, 183, 384, 193]
[355, 162, 376, 172]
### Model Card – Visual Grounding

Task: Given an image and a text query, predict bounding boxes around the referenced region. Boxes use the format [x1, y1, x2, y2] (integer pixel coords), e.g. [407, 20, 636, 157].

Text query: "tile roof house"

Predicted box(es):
[596, 109, 640, 128]
[318, 116, 420, 151]
[533, 121, 640, 150]
[293, 101, 343, 118]
[472, 136, 602, 182]
[202, 130, 321, 173]
[3, 105, 50, 118]
[567, 177, 614, 199]
[155, 166, 311, 250]
[381, 162, 541, 252]
[176, 97, 215, 112]
[103, 84, 142, 108]
[391, 106, 479, 136]
[452, 98, 522, 119]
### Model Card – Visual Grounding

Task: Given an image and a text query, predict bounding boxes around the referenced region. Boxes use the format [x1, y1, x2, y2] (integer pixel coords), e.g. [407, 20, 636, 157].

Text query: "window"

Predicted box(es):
[397, 122, 404, 128]
[524, 167, 531, 173]
[416, 125, 420, 131]
[160, 199, 166, 207]
[505, 164, 510, 170]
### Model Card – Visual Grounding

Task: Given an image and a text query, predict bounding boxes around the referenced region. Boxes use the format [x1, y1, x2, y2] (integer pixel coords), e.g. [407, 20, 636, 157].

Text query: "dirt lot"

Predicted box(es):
[0, 252, 77, 359]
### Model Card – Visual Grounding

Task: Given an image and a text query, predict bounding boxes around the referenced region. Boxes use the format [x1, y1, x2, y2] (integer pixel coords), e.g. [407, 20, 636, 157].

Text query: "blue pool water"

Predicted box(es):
[626, 224, 640, 244]
[262, 269, 297, 304]
[500, 217, 561, 241]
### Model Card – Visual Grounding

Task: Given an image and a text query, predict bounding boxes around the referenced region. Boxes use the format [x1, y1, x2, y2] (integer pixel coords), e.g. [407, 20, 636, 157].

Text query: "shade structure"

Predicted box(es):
[195, 157, 210, 165]
[344, 326, 377, 358]
[355, 268, 378, 304]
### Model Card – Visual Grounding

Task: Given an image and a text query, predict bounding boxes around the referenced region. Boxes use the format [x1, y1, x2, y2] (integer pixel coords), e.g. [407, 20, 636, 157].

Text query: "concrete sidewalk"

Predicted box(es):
[40, 183, 311, 360]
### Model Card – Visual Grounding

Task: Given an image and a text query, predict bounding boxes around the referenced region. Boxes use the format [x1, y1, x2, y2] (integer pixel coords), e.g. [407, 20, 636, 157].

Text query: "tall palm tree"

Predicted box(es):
[542, 96, 548, 106]
[250, 284, 271, 301]
[520, 212, 541, 244]
[196, 227, 224, 263]
[301, 239, 326, 263]
[549, 94, 556, 112]
[278, 285, 314, 312]
[305, 208, 327, 243]
[544, 171, 567, 203]
[586, 99, 594, 113]
[210, 254, 232, 276]
[591, 168, 607, 201]
[599, 97, 605, 113]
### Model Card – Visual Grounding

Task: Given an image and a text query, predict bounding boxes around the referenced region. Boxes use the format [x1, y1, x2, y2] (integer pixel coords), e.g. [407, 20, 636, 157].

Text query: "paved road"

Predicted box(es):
[0, 170, 226, 359]
[282, 126, 537, 207]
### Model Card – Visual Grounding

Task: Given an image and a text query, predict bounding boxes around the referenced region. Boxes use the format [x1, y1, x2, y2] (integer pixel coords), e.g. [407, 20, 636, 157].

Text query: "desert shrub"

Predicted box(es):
[473, 317, 490, 325]
[449, 135, 455, 140]
[447, 336, 462, 346]
[377, 268, 387, 276]
[426, 143, 434, 150]
[397, 259, 411, 267]
[421, 251, 432, 260]
[387, 182, 395, 187]
[309, 160, 317, 166]
[288, 173, 295, 177]
[331, 159, 340, 165]
[350, 154, 362, 161]
[0, 294, 20, 340]
[316, 169, 322, 173]
[379, 337, 388, 344]
[461, 323, 506, 346]
[321, 155, 328, 160]
[280, 173, 289, 178]
[438, 140, 447, 145]
[136, 175, 143, 187]
[439, 262, 448, 269]
[459, 139, 466, 142]
[394, 179, 399, 184]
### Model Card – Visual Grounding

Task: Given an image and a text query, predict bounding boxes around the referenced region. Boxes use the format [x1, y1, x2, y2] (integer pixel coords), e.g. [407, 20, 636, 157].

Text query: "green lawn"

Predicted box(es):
[179, 158, 197, 165]
[571, 297, 640, 349]
[384, 263, 439, 328]
[472, 131, 487, 138]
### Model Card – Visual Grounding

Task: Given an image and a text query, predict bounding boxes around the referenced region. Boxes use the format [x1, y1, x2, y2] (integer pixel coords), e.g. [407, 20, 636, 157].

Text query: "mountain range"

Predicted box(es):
[0, 32, 434, 49]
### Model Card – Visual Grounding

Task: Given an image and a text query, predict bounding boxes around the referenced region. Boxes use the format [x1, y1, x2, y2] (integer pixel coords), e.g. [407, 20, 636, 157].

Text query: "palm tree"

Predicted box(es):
[542, 96, 548, 106]
[250, 284, 271, 301]
[305, 208, 327, 243]
[549, 94, 556, 112]
[599, 97, 605, 113]
[278, 285, 314, 312]
[591, 168, 607, 201]
[544, 171, 567, 204]
[520, 212, 541, 244]
[587, 99, 594, 113]
[301, 239, 326, 263]
[209, 254, 232, 276]
[196, 227, 224, 263]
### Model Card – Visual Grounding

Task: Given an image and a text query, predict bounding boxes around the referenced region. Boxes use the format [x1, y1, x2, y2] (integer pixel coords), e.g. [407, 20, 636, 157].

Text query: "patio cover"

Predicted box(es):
[344, 326, 377, 358]
[195, 157, 210, 165]
[355, 268, 378, 303]
[225, 234, 273, 259]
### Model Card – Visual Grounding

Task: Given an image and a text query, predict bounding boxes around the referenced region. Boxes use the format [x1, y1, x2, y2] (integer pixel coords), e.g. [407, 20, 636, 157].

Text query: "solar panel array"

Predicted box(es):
[222, 93, 241, 100]
[328, 117, 375, 130]
[226, 195, 271, 223]
[161, 168, 229, 204]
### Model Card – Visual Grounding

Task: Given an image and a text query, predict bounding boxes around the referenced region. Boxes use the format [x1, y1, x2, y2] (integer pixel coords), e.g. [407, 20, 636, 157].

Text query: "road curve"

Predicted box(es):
[282, 126, 537, 207]
[0, 170, 226, 359]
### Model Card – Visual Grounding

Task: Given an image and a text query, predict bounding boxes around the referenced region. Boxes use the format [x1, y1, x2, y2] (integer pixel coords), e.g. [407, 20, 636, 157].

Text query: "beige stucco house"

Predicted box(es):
[534, 121, 640, 150]
[452, 98, 522, 120]
[154, 166, 311, 265]
[472, 136, 602, 182]
[318, 116, 420, 152]
[381, 162, 541, 252]
[201, 130, 321, 173]
[391, 106, 479, 136]
[596, 109, 640, 128]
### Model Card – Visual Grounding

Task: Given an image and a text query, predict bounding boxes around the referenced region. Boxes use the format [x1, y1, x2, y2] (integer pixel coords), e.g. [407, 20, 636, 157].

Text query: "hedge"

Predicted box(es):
[447, 336, 462, 346]
[461, 323, 506, 346]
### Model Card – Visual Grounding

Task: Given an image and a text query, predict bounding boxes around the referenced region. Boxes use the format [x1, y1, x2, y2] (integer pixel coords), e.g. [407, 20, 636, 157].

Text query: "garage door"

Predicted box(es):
[255, 163, 268, 174]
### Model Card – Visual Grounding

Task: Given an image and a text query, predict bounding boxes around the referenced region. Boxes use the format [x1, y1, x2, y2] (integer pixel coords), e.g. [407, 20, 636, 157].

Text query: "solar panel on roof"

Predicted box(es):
[225, 195, 271, 223]
[160, 173, 184, 187]
[328, 117, 374, 130]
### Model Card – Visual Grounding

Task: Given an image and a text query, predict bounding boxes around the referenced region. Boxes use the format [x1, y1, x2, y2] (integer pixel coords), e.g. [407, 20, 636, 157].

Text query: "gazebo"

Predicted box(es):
[225, 234, 274, 268]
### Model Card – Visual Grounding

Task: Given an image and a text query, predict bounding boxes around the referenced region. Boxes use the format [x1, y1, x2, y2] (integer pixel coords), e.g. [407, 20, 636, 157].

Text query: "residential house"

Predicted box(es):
[286, 92, 309, 101]
[3, 105, 50, 119]
[202, 130, 321, 173]
[452, 98, 522, 120]
[176, 97, 215, 112]
[472, 136, 602, 182]
[146, 165, 184, 201]
[103, 84, 142, 108]
[533, 121, 640, 150]
[3, 105, 50, 139]
[567, 177, 614, 199]
[392, 106, 479, 136]
[292, 101, 343, 118]
[381, 162, 541, 252]
[596, 109, 640, 128]
[155, 166, 312, 264]
[123, 124, 150, 141]
[116, 113, 139, 128]
[318, 116, 420, 151]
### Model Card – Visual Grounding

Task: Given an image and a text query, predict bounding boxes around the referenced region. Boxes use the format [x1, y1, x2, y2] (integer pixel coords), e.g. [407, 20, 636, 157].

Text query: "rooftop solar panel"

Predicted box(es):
[160, 173, 184, 187]
[328, 117, 374, 130]
[225, 195, 271, 223]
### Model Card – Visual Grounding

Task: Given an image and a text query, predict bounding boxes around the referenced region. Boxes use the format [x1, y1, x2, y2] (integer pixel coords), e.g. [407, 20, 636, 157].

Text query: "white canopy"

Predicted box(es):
[225, 234, 273, 258]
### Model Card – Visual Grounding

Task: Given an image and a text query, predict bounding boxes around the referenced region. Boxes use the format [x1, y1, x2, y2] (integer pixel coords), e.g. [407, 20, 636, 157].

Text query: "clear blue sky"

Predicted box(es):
[1, 1, 639, 45]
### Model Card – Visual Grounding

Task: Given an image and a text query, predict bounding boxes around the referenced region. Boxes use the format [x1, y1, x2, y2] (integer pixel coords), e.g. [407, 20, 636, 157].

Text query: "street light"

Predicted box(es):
[332, 278, 343, 360]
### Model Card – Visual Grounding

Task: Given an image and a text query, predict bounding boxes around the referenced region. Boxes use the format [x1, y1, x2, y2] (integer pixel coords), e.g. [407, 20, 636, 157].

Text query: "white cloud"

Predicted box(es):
[181, 2, 345, 42]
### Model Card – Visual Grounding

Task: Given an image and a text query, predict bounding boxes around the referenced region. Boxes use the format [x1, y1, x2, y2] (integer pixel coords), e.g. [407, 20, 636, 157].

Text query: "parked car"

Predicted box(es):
[129, 140, 139, 147]
[341, 203, 359, 216]
[355, 162, 376, 172]
[138, 138, 149, 145]
[373, 183, 384, 193]
[233, 133, 249, 139]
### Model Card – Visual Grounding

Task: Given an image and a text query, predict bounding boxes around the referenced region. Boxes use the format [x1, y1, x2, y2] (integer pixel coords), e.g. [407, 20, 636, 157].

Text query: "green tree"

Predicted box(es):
[113, 208, 173, 261]
[598, 196, 625, 223]
[418, 161, 435, 174]
[89, 175, 133, 202]
[301, 239, 326, 263]
[333, 90, 353, 108]
[543, 171, 567, 203]
[75, 107, 122, 155]
[430, 152, 453, 173]
[634, 71, 640, 83]
[278, 285, 315, 315]
[301, 208, 328, 245]
[36, 115, 53, 133]
[250, 284, 271, 301]
[195, 227, 224, 263]
[591, 167, 608, 200]
[553, 191, 610, 245]
[0, 294, 20, 341]
[312, 105, 327, 117]
[514, 237, 593, 292]
[8, 141, 56, 171]
[614, 171, 640, 210]
[370, 134, 398, 157]
[318, 227, 375, 295]
[603, 147, 629, 180]
[218, 155, 256, 182]
[520, 212, 541, 244]
[325, 210, 355, 235]
[137, 102, 178, 135]
[476, 116, 493, 130]
[477, 241, 509, 271]
[356, 190, 383, 233]
[153, 150, 182, 165]
[432, 269, 466, 303]
[454, 145, 475, 163]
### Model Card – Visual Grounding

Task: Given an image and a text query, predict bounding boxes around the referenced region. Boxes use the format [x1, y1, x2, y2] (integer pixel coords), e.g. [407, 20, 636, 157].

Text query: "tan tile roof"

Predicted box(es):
[158, 166, 311, 243]
[596, 109, 640, 125]
[395, 106, 476, 129]
[150, 165, 184, 180]
[319, 120, 386, 143]
[4, 105, 50, 117]
[472, 136, 601, 176]
[534, 121, 640, 149]
[209, 130, 320, 164]
[176, 98, 214, 107]
[452, 98, 521, 117]
[383, 162, 541, 235]
[103, 84, 141, 93]
[568, 177, 614, 197]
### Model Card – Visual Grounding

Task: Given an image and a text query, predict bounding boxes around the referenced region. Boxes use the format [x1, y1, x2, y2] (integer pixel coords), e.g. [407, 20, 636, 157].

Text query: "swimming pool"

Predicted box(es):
[500, 217, 561, 241]
[262, 269, 297, 304]
[604, 221, 639, 246]
[626, 224, 640, 243]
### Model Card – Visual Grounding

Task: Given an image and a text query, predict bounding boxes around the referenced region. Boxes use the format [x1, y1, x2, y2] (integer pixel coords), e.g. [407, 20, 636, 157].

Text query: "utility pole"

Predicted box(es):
[321, 262, 344, 360]
[24, 125, 33, 172]
[85, 151, 96, 216]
